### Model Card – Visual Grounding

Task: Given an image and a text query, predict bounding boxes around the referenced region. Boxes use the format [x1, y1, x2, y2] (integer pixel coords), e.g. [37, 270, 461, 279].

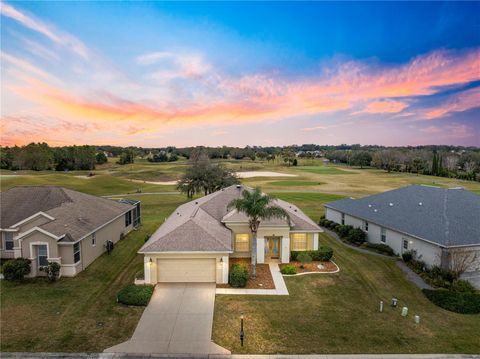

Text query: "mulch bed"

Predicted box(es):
[280, 260, 338, 274]
[217, 258, 275, 289]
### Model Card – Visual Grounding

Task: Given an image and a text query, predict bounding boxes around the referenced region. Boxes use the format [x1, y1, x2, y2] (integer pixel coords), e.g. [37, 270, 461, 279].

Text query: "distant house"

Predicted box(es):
[0, 186, 140, 277]
[325, 185, 480, 272]
[140, 185, 322, 284]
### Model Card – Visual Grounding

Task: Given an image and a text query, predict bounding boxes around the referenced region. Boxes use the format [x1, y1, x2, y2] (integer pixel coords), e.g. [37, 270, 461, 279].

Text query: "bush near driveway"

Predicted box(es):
[117, 284, 154, 306]
[2, 258, 31, 281]
[422, 289, 480, 314]
[229, 263, 249, 287]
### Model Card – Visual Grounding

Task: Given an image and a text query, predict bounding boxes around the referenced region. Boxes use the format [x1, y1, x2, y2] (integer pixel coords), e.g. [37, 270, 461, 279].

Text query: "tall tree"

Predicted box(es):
[228, 188, 289, 277]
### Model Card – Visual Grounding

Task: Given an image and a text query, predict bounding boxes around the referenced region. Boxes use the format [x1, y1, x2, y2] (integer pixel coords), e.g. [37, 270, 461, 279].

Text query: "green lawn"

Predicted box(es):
[213, 233, 480, 354]
[271, 192, 346, 219]
[0, 194, 188, 352]
[293, 165, 356, 175]
[268, 180, 324, 187]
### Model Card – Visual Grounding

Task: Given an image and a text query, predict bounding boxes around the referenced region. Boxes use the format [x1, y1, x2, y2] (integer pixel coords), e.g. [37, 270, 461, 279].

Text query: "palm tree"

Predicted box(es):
[228, 187, 289, 277]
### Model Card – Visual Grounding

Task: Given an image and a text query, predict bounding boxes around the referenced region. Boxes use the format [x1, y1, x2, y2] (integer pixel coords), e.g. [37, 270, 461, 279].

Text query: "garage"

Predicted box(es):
[157, 258, 216, 283]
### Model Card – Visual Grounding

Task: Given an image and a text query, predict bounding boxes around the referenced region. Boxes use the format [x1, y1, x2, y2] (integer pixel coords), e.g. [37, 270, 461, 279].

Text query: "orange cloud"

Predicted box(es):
[359, 100, 408, 114]
[424, 87, 480, 120]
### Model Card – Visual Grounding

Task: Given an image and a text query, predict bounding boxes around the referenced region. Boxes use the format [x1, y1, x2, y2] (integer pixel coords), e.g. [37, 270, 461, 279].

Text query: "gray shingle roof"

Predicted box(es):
[0, 186, 134, 241]
[324, 185, 480, 247]
[140, 185, 321, 253]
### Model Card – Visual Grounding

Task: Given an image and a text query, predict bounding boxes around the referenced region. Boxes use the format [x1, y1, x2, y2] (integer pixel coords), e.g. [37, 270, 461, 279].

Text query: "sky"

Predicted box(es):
[1, 1, 479, 147]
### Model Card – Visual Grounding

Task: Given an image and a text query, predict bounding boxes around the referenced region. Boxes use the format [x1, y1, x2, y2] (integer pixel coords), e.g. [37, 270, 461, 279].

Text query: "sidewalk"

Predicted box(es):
[215, 263, 289, 295]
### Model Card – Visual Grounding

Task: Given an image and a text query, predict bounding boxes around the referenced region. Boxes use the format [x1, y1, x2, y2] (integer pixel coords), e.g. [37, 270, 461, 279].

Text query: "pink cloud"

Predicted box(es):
[424, 87, 480, 120]
[358, 99, 409, 114]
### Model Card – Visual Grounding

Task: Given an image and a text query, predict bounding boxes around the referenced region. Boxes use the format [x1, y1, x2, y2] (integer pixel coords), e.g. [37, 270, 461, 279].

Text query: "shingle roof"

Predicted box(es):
[324, 185, 480, 247]
[140, 185, 321, 253]
[0, 186, 134, 241]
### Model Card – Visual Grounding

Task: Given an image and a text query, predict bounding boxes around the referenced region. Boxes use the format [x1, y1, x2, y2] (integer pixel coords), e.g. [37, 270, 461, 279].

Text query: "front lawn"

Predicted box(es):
[0, 194, 188, 352]
[213, 233, 480, 354]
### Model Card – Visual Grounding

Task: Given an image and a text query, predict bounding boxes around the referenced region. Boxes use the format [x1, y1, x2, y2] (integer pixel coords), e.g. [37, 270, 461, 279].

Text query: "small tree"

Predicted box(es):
[40, 261, 61, 282]
[297, 252, 312, 269]
[446, 248, 479, 279]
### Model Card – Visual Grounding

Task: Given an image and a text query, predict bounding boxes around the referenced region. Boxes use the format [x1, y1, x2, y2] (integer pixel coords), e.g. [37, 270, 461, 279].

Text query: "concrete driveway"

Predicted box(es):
[105, 283, 229, 355]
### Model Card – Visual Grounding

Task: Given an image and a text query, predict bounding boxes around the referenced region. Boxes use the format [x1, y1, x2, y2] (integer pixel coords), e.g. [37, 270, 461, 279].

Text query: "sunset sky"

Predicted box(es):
[1, 1, 479, 147]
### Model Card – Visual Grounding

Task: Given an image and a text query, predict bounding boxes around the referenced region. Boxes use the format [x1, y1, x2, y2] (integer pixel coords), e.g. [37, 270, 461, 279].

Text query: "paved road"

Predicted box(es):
[105, 283, 229, 355]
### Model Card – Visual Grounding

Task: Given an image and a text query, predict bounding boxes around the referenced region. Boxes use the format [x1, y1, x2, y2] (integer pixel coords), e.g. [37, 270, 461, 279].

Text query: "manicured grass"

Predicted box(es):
[268, 180, 324, 187]
[271, 192, 346, 219]
[213, 233, 480, 354]
[0, 194, 188, 352]
[293, 165, 356, 175]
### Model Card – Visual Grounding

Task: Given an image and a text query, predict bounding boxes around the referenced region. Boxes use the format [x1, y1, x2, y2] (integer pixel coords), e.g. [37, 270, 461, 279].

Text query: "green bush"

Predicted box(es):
[429, 266, 456, 283]
[280, 265, 297, 275]
[451, 279, 476, 294]
[317, 246, 334, 261]
[2, 258, 31, 281]
[336, 224, 353, 238]
[402, 250, 413, 263]
[422, 289, 480, 314]
[346, 228, 366, 244]
[297, 252, 312, 268]
[39, 261, 61, 282]
[229, 263, 249, 287]
[362, 243, 395, 256]
[117, 284, 154, 306]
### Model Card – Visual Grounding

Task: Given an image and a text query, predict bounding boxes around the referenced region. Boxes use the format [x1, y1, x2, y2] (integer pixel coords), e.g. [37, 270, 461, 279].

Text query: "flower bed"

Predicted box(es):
[280, 260, 338, 274]
[217, 258, 275, 289]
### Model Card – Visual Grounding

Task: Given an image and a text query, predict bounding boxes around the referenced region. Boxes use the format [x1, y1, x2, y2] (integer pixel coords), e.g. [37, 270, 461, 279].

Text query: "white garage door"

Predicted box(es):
[157, 258, 216, 283]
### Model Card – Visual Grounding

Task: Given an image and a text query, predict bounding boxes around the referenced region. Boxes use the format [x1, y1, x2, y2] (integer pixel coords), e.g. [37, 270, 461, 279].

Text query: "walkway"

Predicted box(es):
[105, 283, 229, 355]
[216, 263, 289, 295]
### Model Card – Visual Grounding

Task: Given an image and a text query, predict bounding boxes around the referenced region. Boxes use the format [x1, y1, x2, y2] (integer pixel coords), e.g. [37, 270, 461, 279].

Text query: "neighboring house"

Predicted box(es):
[0, 186, 141, 277]
[325, 185, 480, 272]
[140, 185, 322, 284]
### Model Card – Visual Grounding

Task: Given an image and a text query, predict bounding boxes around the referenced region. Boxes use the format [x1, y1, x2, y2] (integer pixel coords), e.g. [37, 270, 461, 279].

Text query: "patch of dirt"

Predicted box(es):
[217, 258, 275, 289]
[280, 260, 338, 274]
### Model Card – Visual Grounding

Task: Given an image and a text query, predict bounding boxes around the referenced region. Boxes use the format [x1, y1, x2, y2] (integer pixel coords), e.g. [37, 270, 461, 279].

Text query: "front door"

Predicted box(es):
[265, 237, 280, 259]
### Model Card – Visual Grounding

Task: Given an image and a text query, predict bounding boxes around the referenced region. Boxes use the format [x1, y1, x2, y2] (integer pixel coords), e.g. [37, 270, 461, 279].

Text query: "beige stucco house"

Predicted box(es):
[140, 185, 322, 284]
[325, 185, 480, 273]
[0, 186, 140, 277]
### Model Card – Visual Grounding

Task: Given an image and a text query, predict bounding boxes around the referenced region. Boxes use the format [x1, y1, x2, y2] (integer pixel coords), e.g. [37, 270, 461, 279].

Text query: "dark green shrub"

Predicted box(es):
[290, 251, 300, 261]
[346, 228, 366, 244]
[451, 279, 476, 294]
[402, 250, 413, 263]
[297, 252, 312, 268]
[422, 289, 480, 314]
[39, 261, 61, 282]
[2, 258, 31, 281]
[117, 284, 154, 306]
[280, 265, 297, 275]
[229, 263, 249, 287]
[317, 246, 334, 261]
[363, 243, 395, 256]
[430, 266, 455, 283]
[336, 225, 353, 238]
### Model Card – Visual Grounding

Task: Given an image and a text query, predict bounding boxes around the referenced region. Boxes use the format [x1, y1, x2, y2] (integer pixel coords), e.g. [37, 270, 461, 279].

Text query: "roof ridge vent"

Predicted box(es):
[418, 202, 423, 206]
[389, 203, 394, 207]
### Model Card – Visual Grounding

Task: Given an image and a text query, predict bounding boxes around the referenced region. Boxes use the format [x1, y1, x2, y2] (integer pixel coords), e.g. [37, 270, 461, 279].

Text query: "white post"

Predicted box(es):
[313, 233, 319, 250]
[281, 236, 290, 263]
[222, 256, 229, 284]
[144, 256, 152, 284]
[257, 237, 265, 263]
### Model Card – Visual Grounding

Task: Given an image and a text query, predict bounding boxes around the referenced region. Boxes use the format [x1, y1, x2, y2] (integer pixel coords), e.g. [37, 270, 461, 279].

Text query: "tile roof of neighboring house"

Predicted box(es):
[0, 186, 135, 242]
[324, 185, 480, 247]
[140, 185, 321, 253]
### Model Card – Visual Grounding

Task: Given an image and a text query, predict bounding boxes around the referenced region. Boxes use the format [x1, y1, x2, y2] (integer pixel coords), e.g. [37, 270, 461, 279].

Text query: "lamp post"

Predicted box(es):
[240, 313, 245, 347]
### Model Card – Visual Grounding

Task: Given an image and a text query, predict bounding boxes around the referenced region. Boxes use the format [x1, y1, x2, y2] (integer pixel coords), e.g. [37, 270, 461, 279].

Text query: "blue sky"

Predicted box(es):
[1, 1, 479, 146]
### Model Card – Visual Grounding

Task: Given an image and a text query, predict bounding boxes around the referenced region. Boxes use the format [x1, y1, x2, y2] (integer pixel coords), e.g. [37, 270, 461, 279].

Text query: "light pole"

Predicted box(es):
[240, 313, 245, 347]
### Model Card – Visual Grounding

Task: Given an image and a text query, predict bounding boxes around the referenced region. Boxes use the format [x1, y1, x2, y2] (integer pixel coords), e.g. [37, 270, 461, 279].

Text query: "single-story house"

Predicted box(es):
[140, 185, 322, 284]
[324, 185, 480, 272]
[0, 186, 141, 277]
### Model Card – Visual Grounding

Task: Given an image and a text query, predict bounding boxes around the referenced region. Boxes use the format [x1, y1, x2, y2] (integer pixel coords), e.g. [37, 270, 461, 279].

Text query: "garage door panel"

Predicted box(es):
[157, 258, 216, 283]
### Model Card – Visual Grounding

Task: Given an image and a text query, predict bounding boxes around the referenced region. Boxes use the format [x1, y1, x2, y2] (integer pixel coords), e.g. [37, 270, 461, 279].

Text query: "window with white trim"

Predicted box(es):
[125, 211, 132, 227]
[234, 234, 249, 252]
[91, 233, 96, 246]
[291, 233, 307, 251]
[341, 213, 345, 225]
[73, 242, 81, 263]
[4, 232, 14, 250]
[38, 245, 48, 266]
[403, 239, 408, 250]
[381, 227, 386, 243]
[364, 221, 369, 232]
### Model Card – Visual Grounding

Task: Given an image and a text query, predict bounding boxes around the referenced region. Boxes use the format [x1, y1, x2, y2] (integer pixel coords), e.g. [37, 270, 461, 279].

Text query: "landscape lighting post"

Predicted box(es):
[240, 313, 245, 347]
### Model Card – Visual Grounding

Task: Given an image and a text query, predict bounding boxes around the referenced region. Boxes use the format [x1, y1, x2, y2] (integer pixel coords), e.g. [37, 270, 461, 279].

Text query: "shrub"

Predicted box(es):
[40, 261, 61, 282]
[430, 266, 455, 283]
[229, 264, 249, 287]
[317, 246, 334, 261]
[336, 225, 353, 238]
[280, 265, 297, 275]
[290, 251, 300, 261]
[451, 279, 476, 294]
[346, 228, 366, 244]
[363, 243, 395, 256]
[117, 284, 154, 306]
[422, 289, 480, 314]
[2, 258, 31, 281]
[297, 252, 312, 268]
[402, 250, 413, 263]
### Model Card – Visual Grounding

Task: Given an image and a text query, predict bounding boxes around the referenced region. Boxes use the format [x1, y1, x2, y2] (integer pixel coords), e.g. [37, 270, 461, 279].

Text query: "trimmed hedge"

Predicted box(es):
[362, 243, 395, 256]
[229, 263, 249, 287]
[422, 289, 480, 314]
[280, 265, 297, 275]
[291, 246, 334, 262]
[117, 284, 154, 306]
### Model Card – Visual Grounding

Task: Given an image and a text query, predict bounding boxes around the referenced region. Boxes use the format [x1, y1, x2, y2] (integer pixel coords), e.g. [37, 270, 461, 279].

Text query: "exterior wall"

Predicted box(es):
[0, 231, 16, 259]
[143, 252, 229, 284]
[18, 231, 59, 277]
[16, 216, 52, 233]
[325, 207, 443, 268]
